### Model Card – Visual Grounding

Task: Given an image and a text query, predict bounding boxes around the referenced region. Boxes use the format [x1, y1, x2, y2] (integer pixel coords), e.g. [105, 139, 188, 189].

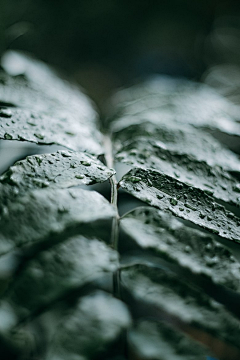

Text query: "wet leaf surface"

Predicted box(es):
[112, 119, 240, 172]
[46, 291, 131, 360]
[4, 236, 118, 318]
[120, 168, 240, 243]
[120, 207, 240, 291]
[116, 139, 240, 207]
[0, 51, 103, 154]
[111, 77, 240, 138]
[121, 264, 240, 351]
[0, 149, 115, 195]
[128, 320, 209, 360]
[0, 187, 116, 255]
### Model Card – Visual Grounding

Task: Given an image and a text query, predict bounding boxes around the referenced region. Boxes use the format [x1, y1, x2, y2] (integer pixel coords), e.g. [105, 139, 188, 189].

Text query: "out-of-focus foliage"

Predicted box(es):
[3, 0, 240, 104]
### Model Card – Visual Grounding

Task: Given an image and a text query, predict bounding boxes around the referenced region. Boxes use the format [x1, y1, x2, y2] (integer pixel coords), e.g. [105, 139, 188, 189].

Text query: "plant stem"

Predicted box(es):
[103, 135, 121, 298]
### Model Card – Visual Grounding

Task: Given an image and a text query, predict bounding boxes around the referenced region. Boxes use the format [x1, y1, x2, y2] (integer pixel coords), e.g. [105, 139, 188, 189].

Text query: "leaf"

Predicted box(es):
[119, 168, 240, 243]
[112, 117, 240, 172]
[120, 207, 240, 291]
[121, 264, 240, 350]
[0, 51, 103, 154]
[0, 187, 116, 256]
[111, 77, 240, 138]
[0, 106, 102, 154]
[46, 291, 131, 360]
[4, 236, 118, 318]
[115, 138, 240, 207]
[0, 149, 115, 196]
[128, 320, 209, 360]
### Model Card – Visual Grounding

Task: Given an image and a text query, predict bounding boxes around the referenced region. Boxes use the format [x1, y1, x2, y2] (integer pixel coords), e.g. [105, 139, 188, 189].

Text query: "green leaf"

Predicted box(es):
[47, 291, 131, 360]
[119, 168, 240, 243]
[120, 207, 240, 291]
[0, 149, 115, 195]
[0, 51, 103, 154]
[111, 77, 240, 138]
[4, 236, 118, 318]
[116, 139, 240, 207]
[128, 320, 209, 360]
[0, 187, 116, 256]
[112, 119, 240, 172]
[121, 264, 240, 350]
[0, 107, 102, 154]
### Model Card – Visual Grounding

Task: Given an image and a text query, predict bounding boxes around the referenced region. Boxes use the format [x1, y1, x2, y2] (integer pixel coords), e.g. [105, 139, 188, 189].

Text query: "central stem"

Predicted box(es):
[103, 135, 121, 298]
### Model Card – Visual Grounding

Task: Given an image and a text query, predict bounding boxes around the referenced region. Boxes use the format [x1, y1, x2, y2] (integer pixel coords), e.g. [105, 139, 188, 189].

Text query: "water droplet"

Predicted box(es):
[128, 176, 141, 183]
[232, 184, 240, 193]
[0, 109, 12, 118]
[58, 205, 68, 213]
[147, 178, 153, 186]
[4, 133, 12, 140]
[35, 156, 43, 165]
[75, 175, 84, 179]
[157, 194, 164, 200]
[170, 198, 178, 206]
[184, 245, 191, 253]
[81, 161, 91, 166]
[61, 151, 72, 158]
[27, 158, 34, 166]
[34, 133, 44, 140]
[65, 131, 75, 136]
[184, 203, 197, 211]
[27, 121, 37, 126]
[205, 243, 212, 251]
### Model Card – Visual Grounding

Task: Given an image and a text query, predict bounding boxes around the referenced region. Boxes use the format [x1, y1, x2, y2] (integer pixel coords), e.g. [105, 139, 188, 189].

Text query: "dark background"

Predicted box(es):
[1, 0, 240, 106]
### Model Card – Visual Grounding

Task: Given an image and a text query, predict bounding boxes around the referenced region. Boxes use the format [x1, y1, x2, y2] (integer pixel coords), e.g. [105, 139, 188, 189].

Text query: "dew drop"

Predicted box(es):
[81, 161, 91, 166]
[170, 198, 178, 206]
[4, 133, 12, 140]
[34, 133, 44, 140]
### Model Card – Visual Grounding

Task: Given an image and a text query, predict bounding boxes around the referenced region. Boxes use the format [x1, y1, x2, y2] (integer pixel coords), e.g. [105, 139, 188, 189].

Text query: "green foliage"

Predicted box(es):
[0, 51, 240, 360]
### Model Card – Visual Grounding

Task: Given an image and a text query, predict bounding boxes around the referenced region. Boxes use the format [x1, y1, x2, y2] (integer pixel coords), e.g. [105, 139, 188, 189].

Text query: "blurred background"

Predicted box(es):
[1, 0, 240, 108]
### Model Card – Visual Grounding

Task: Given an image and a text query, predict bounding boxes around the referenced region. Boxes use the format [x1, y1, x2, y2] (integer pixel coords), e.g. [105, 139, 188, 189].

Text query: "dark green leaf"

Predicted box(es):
[128, 320, 209, 360]
[0, 51, 103, 154]
[112, 119, 240, 172]
[0, 149, 115, 193]
[121, 264, 240, 350]
[120, 168, 240, 243]
[120, 207, 240, 291]
[116, 139, 240, 207]
[111, 77, 240, 138]
[0, 107, 102, 154]
[47, 291, 131, 360]
[0, 187, 116, 255]
[5, 236, 118, 318]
